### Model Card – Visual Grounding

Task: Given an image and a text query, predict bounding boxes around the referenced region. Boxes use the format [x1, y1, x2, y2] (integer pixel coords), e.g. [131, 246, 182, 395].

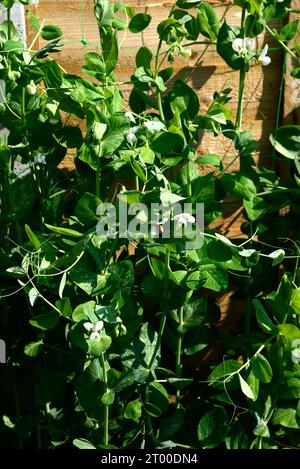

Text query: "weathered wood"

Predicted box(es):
[24, 1, 285, 241]
[284, 0, 300, 125]
[26, 0, 282, 163]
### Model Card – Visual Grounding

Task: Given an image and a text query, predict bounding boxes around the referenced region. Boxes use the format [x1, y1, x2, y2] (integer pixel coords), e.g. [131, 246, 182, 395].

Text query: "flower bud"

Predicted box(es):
[26, 80, 37, 95]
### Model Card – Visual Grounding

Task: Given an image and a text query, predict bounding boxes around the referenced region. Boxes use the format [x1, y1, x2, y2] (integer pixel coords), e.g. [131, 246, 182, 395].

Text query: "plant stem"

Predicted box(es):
[148, 249, 170, 370]
[186, 161, 192, 198]
[100, 353, 109, 446]
[7, 8, 11, 40]
[235, 66, 246, 133]
[265, 23, 300, 63]
[96, 150, 101, 199]
[175, 306, 184, 407]
[145, 249, 170, 443]
[235, 4, 247, 133]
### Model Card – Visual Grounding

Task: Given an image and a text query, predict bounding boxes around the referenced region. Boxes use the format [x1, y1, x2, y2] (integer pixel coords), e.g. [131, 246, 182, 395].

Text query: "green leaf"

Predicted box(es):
[24, 341, 44, 357]
[253, 420, 270, 437]
[122, 323, 159, 382]
[198, 407, 228, 448]
[94, 0, 114, 27]
[101, 389, 115, 405]
[73, 439, 96, 450]
[53, 126, 83, 149]
[168, 378, 193, 389]
[95, 305, 117, 324]
[272, 407, 299, 429]
[170, 80, 199, 119]
[243, 196, 267, 221]
[124, 399, 142, 423]
[238, 374, 255, 400]
[45, 224, 83, 238]
[225, 424, 249, 449]
[82, 52, 106, 80]
[197, 2, 220, 40]
[88, 334, 112, 356]
[136, 47, 153, 69]
[184, 325, 213, 355]
[4, 40, 24, 53]
[28, 11, 40, 33]
[159, 408, 185, 441]
[72, 301, 98, 322]
[266, 274, 300, 323]
[25, 224, 41, 250]
[251, 354, 273, 383]
[217, 22, 244, 71]
[150, 132, 184, 154]
[147, 382, 169, 416]
[222, 173, 257, 200]
[101, 29, 118, 74]
[270, 125, 300, 159]
[75, 193, 101, 226]
[29, 312, 60, 331]
[75, 360, 103, 420]
[246, 370, 259, 401]
[196, 154, 222, 169]
[252, 299, 276, 334]
[138, 146, 155, 165]
[41, 25, 62, 41]
[186, 265, 228, 292]
[279, 20, 299, 41]
[129, 13, 151, 33]
[180, 297, 208, 331]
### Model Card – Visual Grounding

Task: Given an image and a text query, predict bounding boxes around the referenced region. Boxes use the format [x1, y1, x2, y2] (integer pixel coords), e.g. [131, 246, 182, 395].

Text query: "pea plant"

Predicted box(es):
[0, 0, 300, 450]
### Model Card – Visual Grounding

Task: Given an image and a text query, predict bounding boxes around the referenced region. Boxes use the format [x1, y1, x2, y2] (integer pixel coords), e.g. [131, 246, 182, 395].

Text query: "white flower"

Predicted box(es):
[144, 120, 165, 133]
[124, 126, 139, 143]
[232, 37, 255, 57]
[26, 80, 37, 95]
[34, 154, 46, 165]
[28, 0, 39, 4]
[83, 321, 104, 340]
[172, 213, 195, 228]
[179, 47, 192, 58]
[258, 44, 271, 66]
[125, 111, 136, 123]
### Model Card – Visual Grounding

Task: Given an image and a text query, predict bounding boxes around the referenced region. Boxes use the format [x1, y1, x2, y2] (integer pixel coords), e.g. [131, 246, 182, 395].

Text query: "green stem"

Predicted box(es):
[175, 306, 184, 407]
[7, 8, 11, 40]
[186, 161, 192, 198]
[235, 66, 246, 132]
[235, 4, 247, 133]
[265, 23, 300, 63]
[148, 249, 170, 370]
[96, 151, 101, 199]
[145, 249, 170, 443]
[100, 353, 109, 446]
[154, 4, 176, 122]
[135, 174, 139, 191]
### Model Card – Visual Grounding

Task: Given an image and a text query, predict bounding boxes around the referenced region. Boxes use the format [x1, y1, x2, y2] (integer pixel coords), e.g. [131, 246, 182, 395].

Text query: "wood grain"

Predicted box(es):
[24, 1, 286, 240]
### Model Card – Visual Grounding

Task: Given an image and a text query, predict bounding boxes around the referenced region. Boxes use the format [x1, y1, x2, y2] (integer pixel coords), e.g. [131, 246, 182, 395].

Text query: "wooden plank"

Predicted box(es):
[26, 1, 282, 163]
[284, 0, 300, 125]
